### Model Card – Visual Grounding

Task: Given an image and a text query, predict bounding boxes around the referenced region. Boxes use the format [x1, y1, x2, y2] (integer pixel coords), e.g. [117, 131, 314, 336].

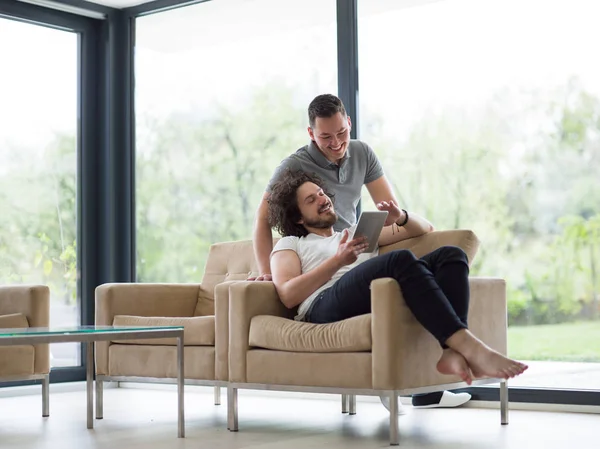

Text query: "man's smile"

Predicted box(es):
[319, 203, 332, 214]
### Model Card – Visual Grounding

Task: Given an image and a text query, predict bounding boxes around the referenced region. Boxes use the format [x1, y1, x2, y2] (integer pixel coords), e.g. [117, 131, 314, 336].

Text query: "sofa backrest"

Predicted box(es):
[201, 239, 268, 300]
[200, 230, 480, 301]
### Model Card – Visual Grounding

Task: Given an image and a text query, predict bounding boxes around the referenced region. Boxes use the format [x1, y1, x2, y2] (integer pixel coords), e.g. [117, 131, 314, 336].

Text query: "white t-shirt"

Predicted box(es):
[271, 225, 379, 321]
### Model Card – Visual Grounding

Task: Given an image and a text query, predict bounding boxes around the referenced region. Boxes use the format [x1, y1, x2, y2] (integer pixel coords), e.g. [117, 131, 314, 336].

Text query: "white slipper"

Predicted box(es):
[413, 391, 471, 409]
[379, 395, 407, 415]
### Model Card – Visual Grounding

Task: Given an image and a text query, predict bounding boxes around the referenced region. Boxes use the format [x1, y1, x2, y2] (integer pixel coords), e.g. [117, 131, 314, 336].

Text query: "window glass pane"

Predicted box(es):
[135, 0, 337, 283]
[358, 0, 600, 390]
[0, 18, 80, 367]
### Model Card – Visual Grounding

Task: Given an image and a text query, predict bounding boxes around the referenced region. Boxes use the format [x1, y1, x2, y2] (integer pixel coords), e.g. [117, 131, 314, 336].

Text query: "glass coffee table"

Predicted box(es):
[0, 325, 185, 437]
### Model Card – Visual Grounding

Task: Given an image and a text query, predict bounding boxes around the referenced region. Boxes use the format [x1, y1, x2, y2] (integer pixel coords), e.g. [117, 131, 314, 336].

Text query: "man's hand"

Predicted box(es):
[247, 273, 273, 282]
[377, 200, 405, 226]
[334, 229, 368, 267]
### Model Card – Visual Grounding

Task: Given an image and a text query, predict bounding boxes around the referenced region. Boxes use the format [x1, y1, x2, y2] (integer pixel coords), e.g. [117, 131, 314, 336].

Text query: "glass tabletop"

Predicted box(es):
[0, 325, 184, 337]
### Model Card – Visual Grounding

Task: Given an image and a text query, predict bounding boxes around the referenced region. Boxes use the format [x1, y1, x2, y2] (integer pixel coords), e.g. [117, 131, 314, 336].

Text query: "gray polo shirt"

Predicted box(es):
[266, 140, 384, 231]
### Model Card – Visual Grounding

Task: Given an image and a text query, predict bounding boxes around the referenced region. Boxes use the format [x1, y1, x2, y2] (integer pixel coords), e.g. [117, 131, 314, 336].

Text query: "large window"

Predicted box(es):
[358, 0, 600, 389]
[0, 18, 79, 367]
[135, 0, 337, 282]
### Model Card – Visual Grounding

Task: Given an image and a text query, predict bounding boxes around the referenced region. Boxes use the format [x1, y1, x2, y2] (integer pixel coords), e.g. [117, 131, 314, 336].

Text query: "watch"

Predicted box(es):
[396, 209, 409, 227]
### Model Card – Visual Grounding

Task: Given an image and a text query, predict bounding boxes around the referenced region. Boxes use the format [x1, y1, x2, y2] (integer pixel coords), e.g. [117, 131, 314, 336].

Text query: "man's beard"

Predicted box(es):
[303, 212, 338, 229]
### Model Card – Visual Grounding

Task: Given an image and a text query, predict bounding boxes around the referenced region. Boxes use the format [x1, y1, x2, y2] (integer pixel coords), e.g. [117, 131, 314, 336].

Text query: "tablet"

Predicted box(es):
[352, 211, 388, 253]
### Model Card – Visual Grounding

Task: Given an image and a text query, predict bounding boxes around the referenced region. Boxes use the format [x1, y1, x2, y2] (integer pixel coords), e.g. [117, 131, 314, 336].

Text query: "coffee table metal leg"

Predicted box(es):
[87, 341, 94, 429]
[177, 334, 185, 438]
[42, 374, 49, 417]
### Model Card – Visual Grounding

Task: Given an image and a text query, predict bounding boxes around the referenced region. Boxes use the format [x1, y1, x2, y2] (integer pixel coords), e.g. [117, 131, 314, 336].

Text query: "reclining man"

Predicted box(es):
[267, 169, 528, 386]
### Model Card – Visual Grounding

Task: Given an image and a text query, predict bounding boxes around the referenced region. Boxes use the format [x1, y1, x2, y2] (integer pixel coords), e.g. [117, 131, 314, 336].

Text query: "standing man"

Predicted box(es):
[251, 93, 471, 411]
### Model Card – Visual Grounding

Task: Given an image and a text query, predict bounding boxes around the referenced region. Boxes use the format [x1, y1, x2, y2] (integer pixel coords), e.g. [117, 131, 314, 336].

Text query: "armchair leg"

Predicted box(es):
[500, 380, 509, 425]
[96, 379, 104, 419]
[42, 374, 49, 417]
[214, 386, 221, 405]
[227, 386, 238, 431]
[389, 391, 399, 446]
[341, 394, 349, 413]
[349, 394, 356, 415]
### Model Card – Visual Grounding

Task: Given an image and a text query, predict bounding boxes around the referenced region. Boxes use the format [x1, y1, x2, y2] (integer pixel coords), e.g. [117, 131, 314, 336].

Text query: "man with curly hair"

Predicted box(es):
[267, 169, 528, 389]
[252, 93, 473, 410]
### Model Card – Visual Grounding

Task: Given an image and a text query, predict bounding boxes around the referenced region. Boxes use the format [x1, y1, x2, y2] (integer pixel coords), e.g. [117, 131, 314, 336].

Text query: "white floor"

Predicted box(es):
[0, 386, 598, 449]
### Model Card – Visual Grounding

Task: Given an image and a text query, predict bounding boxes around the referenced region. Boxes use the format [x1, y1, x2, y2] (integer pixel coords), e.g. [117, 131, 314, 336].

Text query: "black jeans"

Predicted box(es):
[306, 246, 470, 348]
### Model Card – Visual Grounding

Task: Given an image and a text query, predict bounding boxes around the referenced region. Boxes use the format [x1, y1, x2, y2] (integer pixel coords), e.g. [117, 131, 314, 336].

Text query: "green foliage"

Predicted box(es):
[135, 85, 307, 282]
[358, 77, 600, 328]
[0, 133, 77, 304]
[506, 286, 530, 324]
[553, 214, 600, 318]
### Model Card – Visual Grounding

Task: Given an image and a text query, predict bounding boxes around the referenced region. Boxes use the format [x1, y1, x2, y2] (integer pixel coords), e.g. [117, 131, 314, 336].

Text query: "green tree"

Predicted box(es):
[0, 133, 77, 304]
[136, 85, 307, 282]
[361, 77, 600, 326]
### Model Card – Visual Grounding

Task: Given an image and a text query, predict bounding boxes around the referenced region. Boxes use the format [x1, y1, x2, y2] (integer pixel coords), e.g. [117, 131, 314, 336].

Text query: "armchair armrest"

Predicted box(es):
[228, 281, 291, 382]
[0, 285, 50, 328]
[371, 276, 507, 391]
[370, 278, 413, 390]
[214, 281, 239, 381]
[466, 277, 507, 354]
[95, 283, 201, 376]
[379, 230, 480, 265]
[0, 285, 50, 374]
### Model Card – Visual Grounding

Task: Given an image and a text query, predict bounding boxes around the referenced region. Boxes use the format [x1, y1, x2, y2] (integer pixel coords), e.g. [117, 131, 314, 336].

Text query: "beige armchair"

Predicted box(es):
[0, 285, 50, 416]
[225, 230, 510, 445]
[94, 240, 262, 418]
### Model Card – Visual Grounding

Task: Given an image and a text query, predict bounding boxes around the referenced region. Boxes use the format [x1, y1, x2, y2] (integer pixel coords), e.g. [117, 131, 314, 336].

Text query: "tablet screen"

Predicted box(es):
[353, 211, 388, 252]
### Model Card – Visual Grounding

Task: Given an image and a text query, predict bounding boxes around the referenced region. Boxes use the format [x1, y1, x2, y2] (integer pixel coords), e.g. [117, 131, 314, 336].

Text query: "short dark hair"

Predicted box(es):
[308, 94, 347, 128]
[268, 169, 335, 238]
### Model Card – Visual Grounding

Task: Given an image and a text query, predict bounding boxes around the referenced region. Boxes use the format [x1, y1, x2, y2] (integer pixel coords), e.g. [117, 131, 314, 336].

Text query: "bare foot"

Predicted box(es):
[436, 348, 473, 385]
[464, 343, 528, 380]
[446, 329, 528, 380]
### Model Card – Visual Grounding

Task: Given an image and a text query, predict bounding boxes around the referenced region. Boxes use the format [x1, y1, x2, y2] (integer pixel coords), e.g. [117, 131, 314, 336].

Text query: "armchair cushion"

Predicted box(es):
[0, 312, 34, 376]
[108, 345, 215, 380]
[0, 313, 29, 329]
[0, 285, 50, 375]
[0, 346, 35, 375]
[111, 315, 215, 346]
[249, 314, 372, 353]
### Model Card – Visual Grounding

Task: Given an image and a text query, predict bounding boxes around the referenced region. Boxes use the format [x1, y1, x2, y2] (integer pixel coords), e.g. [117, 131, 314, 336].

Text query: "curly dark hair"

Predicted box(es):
[268, 169, 335, 238]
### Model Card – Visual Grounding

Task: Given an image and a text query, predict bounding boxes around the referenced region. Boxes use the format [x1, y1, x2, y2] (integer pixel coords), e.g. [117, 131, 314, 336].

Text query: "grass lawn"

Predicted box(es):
[507, 321, 600, 362]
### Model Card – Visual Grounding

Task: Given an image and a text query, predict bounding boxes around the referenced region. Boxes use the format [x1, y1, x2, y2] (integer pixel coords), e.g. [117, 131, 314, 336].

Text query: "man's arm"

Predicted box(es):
[366, 175, 397, 203]
[271, 231, 368, 309]
[375, 201, 434, 247]
[251, 192, 274, 281]
[251, 157, 303, 281]
[366, 176, 402, 226]
[271, 250, 342, 309]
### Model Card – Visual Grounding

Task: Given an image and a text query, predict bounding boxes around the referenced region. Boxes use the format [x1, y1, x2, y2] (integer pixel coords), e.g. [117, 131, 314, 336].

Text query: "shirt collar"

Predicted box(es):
[307, 140, 352, 169]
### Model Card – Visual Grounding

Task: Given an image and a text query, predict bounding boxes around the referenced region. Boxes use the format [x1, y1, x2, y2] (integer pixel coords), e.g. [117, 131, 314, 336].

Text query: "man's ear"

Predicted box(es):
[347, 115, 352, 131]
[307, 126, 315, 141]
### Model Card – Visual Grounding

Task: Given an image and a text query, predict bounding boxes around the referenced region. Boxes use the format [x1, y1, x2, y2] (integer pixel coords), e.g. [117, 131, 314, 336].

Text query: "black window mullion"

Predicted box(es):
[0, 0, 109, 385]
[336, 0, 359, 140]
